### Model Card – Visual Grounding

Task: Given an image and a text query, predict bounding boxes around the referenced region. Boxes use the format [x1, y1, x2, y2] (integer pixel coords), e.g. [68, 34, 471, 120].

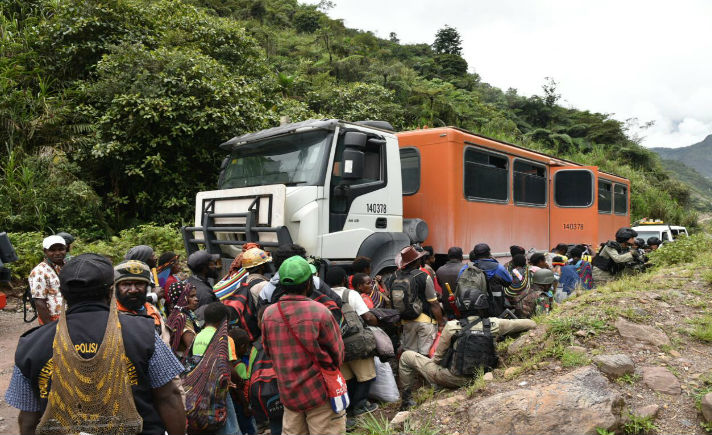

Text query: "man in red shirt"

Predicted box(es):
[261, 256, 346, 435]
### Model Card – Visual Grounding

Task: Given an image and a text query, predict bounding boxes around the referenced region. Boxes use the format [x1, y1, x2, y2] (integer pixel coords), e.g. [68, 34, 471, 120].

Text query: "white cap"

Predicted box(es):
[42, 235, 67, 250]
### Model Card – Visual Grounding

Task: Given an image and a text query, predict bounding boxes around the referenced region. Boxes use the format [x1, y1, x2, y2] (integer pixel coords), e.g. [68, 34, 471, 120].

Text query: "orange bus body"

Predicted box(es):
[397, 127, 630, 256]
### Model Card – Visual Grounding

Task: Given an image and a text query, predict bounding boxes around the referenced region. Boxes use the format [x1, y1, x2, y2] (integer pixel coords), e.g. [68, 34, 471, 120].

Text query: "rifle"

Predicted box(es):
[23, 286, 37, 323]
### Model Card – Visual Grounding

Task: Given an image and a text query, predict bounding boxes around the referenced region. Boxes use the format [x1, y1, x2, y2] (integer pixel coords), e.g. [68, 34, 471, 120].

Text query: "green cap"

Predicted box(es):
[279, 256, 312, 285]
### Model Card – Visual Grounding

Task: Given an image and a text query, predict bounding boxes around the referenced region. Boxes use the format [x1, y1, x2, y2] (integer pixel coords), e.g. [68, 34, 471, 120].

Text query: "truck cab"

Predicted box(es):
[183, 119, 426, 274]
[632, 220, 686, 244]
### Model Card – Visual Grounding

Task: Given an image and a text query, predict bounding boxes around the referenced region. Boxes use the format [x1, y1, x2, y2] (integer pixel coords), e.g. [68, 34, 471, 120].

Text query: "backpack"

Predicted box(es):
[340, 289, 377, 361]
[249, 342, 283, 424]
[456, 264, 504, 318]
[508, 286, 541, 319]
[389, 269, 425, 320]
[183, 321, 231, 434]
[339, 289, 363, 338]
[443, 317, 498, 376]
[222, 282, 261, 342]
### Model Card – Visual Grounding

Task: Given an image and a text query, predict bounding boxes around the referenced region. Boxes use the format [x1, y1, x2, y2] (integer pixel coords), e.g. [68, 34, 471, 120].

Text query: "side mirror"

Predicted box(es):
[342, 148, 364, 180]
[344, 132, 367, 148]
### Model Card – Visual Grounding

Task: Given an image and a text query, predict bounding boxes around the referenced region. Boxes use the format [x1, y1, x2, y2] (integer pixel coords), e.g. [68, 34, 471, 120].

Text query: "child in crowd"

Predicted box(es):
[229, 327, 257, 435]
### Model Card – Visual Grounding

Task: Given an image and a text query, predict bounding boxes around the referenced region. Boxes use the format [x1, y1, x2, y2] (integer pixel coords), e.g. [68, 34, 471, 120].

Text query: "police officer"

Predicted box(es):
[4, 253, 186, 435]
[592, 227, 644, 285]
[398, 289, 536, 410]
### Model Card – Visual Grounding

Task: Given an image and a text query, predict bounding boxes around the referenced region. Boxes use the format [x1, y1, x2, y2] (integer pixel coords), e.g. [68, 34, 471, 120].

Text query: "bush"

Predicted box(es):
[647, 233, 712, 267]
[8, 224, 184, 281]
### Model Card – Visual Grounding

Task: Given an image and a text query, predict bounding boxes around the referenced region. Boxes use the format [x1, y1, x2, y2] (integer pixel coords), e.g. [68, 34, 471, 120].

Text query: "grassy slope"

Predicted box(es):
[357, 233, 712, 434]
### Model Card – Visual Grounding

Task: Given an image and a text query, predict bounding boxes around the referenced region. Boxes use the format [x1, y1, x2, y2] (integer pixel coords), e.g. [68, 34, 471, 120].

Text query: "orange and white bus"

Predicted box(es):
[397, 127, 631, 257]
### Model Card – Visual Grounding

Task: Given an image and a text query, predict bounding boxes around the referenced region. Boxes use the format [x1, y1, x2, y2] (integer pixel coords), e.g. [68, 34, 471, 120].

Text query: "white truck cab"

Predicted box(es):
[182, 119, 427, 274]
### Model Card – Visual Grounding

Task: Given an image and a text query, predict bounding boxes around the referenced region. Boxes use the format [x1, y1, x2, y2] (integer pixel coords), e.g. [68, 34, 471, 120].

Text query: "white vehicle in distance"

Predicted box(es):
[632, 220, 688, 244]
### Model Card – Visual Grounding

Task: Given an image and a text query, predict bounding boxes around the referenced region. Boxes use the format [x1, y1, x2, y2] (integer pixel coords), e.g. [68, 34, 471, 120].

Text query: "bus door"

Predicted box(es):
[549, 166, 599, 249]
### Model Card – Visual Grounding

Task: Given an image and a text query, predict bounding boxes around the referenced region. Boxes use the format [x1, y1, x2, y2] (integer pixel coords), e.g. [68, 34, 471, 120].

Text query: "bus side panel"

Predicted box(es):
[597, 213, 618, 247]
[511, 205, 550, 253]
[402, 138, 457, 254]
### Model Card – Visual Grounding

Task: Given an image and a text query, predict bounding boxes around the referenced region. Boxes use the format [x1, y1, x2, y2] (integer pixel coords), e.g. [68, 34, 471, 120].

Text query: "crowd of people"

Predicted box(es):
[4, 226, 655, 435]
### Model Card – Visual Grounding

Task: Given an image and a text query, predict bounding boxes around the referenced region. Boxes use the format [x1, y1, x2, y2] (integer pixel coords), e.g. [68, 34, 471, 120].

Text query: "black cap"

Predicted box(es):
[447, 246, 463, 260]
[56, 232, 75, 245]
[187, 250, 220, 271]
[473, 243, 491, 256]
[59, 253, 114, 293]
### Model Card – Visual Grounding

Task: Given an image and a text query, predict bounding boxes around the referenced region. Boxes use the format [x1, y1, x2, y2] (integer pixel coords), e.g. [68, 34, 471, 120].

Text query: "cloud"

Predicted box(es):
[306, 0, 712, 148]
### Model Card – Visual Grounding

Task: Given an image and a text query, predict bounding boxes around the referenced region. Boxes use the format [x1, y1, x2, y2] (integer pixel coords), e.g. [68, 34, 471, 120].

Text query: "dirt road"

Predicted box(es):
[0, 304, 37, 435]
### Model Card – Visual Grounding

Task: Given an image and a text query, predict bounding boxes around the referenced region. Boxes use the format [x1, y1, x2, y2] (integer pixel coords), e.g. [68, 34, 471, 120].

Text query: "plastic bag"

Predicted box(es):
[368, 357, 400, 403]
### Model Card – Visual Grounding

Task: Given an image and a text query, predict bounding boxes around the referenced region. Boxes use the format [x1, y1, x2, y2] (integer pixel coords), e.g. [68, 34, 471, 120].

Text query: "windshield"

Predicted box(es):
[635, 231, 660, 240]
[220, 130, 333, 189]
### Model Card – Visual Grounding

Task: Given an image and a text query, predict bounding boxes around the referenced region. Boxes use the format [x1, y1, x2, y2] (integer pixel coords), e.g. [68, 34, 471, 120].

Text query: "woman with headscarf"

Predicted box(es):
[166, 281, 201, 357]
[157, 252, 180, 300]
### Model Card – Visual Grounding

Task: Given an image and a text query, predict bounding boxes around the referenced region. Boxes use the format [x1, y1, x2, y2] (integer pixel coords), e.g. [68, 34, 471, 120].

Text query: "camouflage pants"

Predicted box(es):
[398, 350, 468, 391]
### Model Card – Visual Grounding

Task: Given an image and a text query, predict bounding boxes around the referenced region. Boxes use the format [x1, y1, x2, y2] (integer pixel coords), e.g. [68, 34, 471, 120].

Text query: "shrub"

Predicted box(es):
[8, 224, 184, 280]
[647, 233, 712, 267]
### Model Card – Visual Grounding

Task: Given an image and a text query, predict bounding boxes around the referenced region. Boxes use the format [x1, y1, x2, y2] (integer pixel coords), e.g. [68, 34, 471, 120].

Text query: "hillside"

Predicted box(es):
[654, 135, 712, 179]
[660, 160, 712, 211]
[0, 0, 700, 239]
[364, 234, 712, 435]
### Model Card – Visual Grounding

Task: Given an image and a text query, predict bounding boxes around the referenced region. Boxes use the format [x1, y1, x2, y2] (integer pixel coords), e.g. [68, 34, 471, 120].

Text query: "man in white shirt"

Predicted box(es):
[28, 235, 67, 325]
[325, 267, 379, 423]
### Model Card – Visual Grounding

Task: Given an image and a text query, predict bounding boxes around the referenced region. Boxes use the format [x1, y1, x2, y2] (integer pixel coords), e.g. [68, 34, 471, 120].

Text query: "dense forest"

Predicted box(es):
[0, 0, 699, 240]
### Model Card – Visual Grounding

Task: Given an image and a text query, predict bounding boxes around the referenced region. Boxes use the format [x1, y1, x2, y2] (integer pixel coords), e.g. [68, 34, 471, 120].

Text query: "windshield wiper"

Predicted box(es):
[284, 180, 309, 186]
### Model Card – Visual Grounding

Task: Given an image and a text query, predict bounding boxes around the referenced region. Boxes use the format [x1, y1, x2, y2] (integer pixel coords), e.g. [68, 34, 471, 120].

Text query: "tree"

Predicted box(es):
[432, 25, 463, 55]
[542, 77, 560, 106]
[389, 32, 399, 44]
[293, 5, 321, 33]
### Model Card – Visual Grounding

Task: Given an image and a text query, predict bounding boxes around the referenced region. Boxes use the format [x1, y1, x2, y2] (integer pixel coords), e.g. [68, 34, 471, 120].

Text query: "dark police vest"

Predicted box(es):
[14, 302, 164, 435]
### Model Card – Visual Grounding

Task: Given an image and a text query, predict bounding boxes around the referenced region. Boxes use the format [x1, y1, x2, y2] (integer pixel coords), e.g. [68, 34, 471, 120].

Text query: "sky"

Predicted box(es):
[304, 0, 712, 148]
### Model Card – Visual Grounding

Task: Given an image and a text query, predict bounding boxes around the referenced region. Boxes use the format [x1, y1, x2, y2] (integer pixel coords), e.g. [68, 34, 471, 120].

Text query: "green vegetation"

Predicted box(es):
[647, 233, 712, 267]
[616, 373, 641, 385]
[623, 413, 658, 435]
[0, 0, 699, 241]
[660, 159, 712, 211]
[685, 313, 712, 343]
[414, 386, 435, 405]
[465, 368, 486, 398]
[8, 224, 183, 279]
[356, 413, 394, 435]
[559, 347, 590, 368]
[596, 428, 616, 435]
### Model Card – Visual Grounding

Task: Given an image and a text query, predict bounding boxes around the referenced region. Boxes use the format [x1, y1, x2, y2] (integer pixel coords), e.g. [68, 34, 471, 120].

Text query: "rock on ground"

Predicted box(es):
[615, 317, 670, 347]
[642, 366, 681, 395]
[390, 411, 410, 427]
[701, 393, 712, 422]
[464, 366, 624, 434]
[636, 404, 660, 419]
[506, 325, 548, 355]
[593, 354, 635, 378]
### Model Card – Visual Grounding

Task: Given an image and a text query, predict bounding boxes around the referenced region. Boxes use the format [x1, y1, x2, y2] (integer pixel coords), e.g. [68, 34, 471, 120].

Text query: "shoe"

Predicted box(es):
[400, 389, 416, 411]
[351, 401, 378, 417]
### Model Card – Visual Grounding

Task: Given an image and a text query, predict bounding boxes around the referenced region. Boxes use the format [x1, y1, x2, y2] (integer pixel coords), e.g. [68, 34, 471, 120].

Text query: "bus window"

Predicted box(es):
[662, 232, 669, 242]
[614, 184, 627, 214]
[598, 180, 612, 213]
[400, 148, 420, 196]
[464, 147, 508, 202]
[513, 159, 546, 206]
[554, 170, 593, 207]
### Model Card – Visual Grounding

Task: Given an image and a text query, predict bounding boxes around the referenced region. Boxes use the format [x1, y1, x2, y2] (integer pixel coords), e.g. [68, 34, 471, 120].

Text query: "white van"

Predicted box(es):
[632, 224, 687, 244]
